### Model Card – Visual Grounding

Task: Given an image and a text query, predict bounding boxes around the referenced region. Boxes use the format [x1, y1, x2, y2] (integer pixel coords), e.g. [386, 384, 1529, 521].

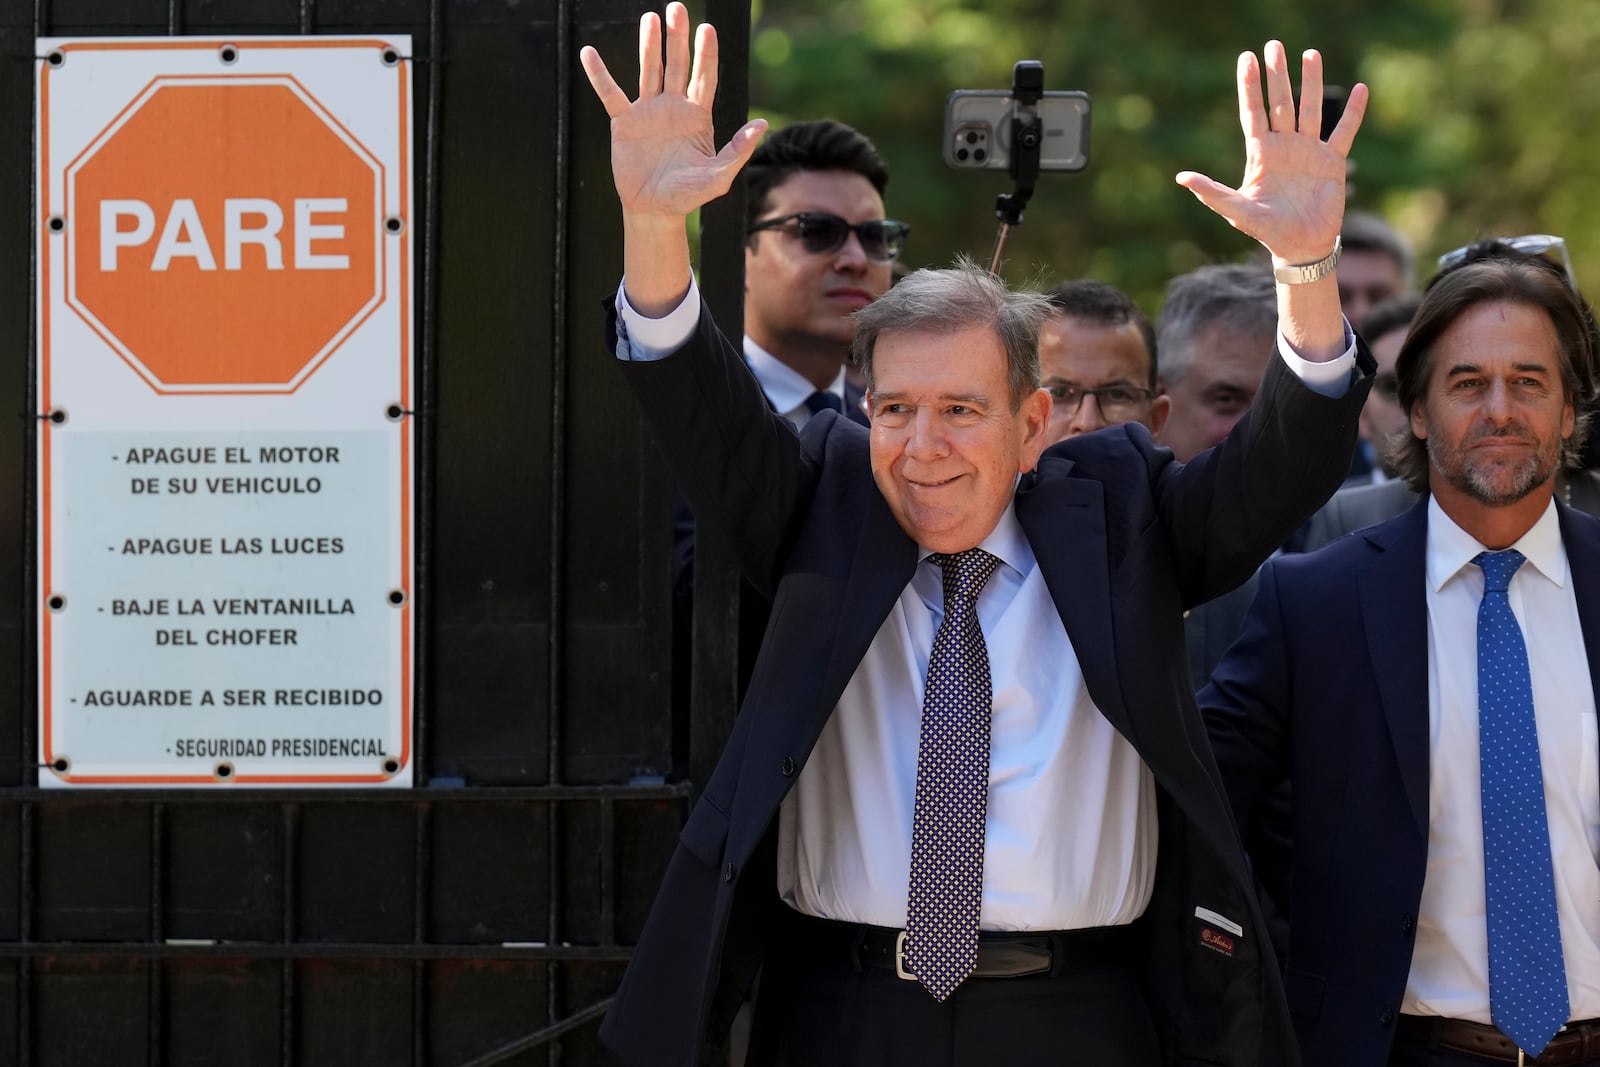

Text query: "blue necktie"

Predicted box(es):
[904, 548, 1000, 1001]
[1475, 549, 1570, 1055]
[804, 390, 842, 416]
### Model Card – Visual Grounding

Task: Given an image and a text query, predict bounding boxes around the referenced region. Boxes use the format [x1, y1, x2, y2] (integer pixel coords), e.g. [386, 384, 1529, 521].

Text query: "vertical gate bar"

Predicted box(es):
[410, 0, 446, 789]
[687, 0, 751, 800]
[148, 803, 166, 1064]
[299, 0, 314, 34]
[22, 4, 43, 1053]
[599, 797, 615, 948]
[23, 0, 47, 793]
[411, 801, 431, 1067]
[166, 0, 181, 36]
[281, 803, 300, 1066]
[546, 0, 576, 1060]
[18, 802, 33, 1067]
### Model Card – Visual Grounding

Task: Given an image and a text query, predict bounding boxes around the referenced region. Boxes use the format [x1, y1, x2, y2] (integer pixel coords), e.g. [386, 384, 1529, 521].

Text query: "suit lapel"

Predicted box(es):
[1358, 499, 1432, 840]
[814, 484, 918, 736]
[1015, 458, 1137, 746]
[1558, 503, 1600, 778]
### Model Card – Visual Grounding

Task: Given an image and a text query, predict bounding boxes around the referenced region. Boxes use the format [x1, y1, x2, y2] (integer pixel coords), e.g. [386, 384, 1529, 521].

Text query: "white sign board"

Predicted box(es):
[36, 37, 415, 787]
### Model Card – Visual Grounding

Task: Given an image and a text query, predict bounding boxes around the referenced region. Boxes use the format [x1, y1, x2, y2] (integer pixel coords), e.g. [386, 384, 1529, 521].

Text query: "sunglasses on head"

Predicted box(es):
[747, 212, 910, 263]
[1438, 233, 1577, 292]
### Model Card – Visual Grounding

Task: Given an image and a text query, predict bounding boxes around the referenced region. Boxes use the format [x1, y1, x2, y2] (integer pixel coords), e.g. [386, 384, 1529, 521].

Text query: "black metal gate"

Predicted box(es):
[0, 1, 749, 1062]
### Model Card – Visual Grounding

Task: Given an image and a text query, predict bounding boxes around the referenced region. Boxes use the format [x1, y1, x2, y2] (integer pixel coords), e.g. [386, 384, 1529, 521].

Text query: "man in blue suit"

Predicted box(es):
[1204, 257, 1600, 1066]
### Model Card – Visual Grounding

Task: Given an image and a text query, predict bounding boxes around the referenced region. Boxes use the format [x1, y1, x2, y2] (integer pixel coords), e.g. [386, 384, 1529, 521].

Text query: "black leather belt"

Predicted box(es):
[1397, 1014, 1600, 1065]
[782, 909, 1135, 980]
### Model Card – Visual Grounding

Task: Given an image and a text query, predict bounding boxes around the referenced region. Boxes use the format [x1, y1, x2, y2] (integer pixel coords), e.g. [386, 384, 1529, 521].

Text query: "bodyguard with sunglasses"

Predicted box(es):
[582, 6, 1371, 1064]
[741, 120, 906, 427]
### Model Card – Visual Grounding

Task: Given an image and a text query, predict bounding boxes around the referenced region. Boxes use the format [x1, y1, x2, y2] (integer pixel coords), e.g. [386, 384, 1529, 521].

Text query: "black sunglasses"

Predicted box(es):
[747, 212, 910, 263]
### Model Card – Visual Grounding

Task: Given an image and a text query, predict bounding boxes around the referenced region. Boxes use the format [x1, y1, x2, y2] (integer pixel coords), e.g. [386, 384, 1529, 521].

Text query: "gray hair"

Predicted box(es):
[851, 257, 1051, 409]
[1156, 263, 1278, 384]
[1342, 210, 1416, 288]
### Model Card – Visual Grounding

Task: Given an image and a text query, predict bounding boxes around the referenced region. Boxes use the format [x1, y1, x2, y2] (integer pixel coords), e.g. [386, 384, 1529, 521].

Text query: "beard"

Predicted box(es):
[1427, 421, 1561, 506]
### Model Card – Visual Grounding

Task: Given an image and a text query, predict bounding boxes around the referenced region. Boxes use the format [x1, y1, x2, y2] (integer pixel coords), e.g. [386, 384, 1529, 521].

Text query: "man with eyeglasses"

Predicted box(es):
[741, 118, 907, 426]
[1038, 280, 1169, 445]
[583, 6, 1373, 1064]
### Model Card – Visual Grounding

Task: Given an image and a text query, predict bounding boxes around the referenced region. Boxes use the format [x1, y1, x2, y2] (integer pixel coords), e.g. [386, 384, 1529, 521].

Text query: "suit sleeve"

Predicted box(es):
[1199, 558, 1295, 833]
[1155, 338, 1374, 608]
[608, 303, 817, 597]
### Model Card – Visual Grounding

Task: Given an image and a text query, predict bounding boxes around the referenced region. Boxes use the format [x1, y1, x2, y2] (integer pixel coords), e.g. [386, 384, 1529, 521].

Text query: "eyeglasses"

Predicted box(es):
[1437, 233, 1577, 292]
[1046, 382, 1154, 419]
[746, 212, 910, 263]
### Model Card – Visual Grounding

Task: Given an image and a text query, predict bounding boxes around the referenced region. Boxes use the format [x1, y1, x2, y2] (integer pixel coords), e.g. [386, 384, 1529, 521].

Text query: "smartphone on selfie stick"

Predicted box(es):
[943, 61, 1091, 273]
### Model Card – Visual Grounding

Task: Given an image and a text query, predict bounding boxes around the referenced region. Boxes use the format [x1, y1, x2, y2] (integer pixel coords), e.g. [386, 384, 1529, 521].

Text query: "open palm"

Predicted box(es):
[1178, 43, 1368, 265]
[581, 4, 765, 221]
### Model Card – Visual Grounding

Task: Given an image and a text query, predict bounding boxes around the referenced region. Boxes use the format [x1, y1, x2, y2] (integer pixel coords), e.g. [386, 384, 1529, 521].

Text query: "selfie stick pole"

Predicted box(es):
[989, 60, 1045, 275]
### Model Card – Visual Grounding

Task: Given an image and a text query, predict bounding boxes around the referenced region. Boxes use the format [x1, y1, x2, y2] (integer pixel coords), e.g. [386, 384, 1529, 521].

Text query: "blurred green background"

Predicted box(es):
[739, 0, 1600, 311]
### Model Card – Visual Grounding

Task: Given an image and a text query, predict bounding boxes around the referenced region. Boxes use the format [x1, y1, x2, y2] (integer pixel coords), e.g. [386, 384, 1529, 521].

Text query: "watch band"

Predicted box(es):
[1272, 236, 1343, 285]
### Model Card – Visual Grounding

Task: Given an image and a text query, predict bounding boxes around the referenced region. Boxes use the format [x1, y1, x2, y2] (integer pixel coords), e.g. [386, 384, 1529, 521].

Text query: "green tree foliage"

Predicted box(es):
[746, 0, 1600, 309]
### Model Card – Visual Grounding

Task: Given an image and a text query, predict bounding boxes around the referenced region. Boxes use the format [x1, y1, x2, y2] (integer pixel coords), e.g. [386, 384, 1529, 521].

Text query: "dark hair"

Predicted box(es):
[744, 120, 890, 233]
[1433, 238, 1600, 470]
[1359, 292, 1422, 345]
[852, 256, 1049, 410]
[1156, 263, 1277, 384]
[1044, 279, 1159, 387]
[1342, 211, 1415, 287]
[1388, 259, 1595, 491]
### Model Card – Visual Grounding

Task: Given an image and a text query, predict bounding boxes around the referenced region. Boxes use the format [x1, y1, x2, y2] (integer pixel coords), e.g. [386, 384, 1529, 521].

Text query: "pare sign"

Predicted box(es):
[37, 39, 415, 789]
[44, 50, 402, 394]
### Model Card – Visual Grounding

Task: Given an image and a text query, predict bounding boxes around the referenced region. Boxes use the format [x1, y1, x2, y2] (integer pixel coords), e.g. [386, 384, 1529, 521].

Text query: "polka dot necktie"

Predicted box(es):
[1475, 549, 1570, 1056]
[904, 548, 1001, 1001]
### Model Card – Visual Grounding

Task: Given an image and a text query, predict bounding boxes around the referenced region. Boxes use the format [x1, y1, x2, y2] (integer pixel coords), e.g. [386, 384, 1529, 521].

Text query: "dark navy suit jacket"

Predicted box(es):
[1202, 498, 1600, 1067]
[603, 304, 1372, 1066]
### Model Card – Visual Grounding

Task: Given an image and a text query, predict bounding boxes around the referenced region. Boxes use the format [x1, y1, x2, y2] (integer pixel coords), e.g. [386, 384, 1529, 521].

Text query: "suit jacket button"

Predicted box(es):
[781, 756, 796, 777]
[1380, 1009, 1395, 1026]
[723, 862, 735, 883]
[1401, 915, 1414, 933]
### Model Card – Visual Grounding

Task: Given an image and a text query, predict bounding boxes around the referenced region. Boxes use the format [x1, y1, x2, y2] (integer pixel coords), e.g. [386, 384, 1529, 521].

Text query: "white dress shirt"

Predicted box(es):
[742, 336, 848, 430]
[777, 504, 1157, 929]
[617, 275, 1357, 931]
[1404, 496, 1600, 1021]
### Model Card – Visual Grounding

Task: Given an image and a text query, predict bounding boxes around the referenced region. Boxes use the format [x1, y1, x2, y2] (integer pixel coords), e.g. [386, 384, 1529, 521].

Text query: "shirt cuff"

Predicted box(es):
[1275, 318, 1358, 398]
[615, 276, 702, 361]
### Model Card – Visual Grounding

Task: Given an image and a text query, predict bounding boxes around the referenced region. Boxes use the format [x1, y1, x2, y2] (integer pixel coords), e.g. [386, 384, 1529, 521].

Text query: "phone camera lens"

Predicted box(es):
[956, 148, 969, 161]
[974, 149, 987, 163]
[965, 131, 979, 145]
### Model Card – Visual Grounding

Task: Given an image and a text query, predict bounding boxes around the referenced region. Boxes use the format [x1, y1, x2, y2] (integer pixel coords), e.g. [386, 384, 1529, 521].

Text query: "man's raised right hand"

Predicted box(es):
[580, 3, 766, 224]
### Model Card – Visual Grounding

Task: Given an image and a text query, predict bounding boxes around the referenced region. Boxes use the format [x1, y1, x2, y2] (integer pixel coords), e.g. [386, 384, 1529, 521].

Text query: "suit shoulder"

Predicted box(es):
[1040, 420, 1167, 475]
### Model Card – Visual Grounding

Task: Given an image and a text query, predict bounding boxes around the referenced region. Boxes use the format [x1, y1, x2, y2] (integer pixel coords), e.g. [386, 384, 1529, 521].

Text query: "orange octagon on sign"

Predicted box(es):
[66, 76, 383, 393]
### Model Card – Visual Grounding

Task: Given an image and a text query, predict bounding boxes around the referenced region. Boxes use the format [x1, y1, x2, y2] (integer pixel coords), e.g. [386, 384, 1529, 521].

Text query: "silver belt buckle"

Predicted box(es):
[894, 930, 916, 981]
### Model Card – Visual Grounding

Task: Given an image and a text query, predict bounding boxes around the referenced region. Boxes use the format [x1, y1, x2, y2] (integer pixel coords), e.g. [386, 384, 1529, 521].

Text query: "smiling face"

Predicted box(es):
[744, 169, 894, 384]
[1410, 300, 1575, 517]
[867, 325, 1050, 553]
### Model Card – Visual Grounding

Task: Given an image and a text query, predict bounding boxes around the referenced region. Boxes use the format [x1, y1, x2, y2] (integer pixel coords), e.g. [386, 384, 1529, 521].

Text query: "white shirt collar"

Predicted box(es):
[743, 335, 847, 415]
[1426, 493, 1567, 594]
[916, 498, 1036, 581]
